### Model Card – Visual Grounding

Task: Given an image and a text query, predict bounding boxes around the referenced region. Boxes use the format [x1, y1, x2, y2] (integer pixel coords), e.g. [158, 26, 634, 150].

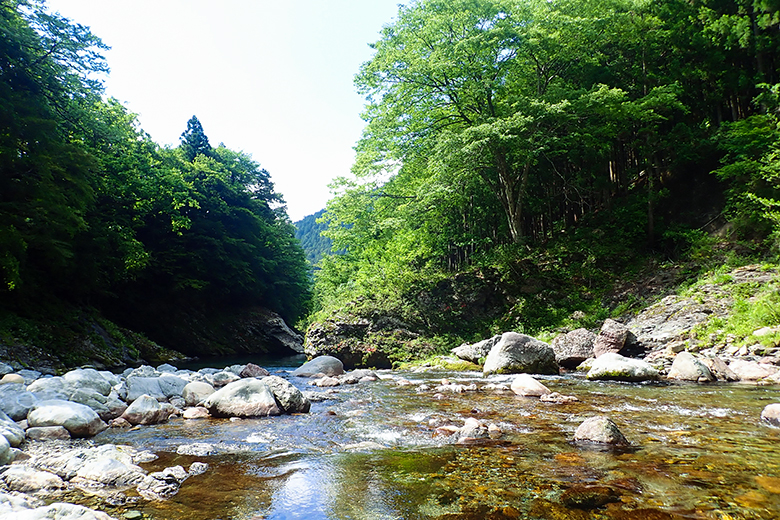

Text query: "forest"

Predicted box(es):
[0, 0, 311, 362]
[307, 0, 780, 361]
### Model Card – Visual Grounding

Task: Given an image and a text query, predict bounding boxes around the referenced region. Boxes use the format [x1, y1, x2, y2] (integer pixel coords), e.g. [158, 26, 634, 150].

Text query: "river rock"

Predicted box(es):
[0, 492, 115, 520]
[26, 426, 71, 441]
[202, 379, 281, 417]
[586, 353, 659, 382]
[728, 359, 779, 381]
[700, 355, 739, 381]
[1, 373, 25, 385]
[560, 484, 621, 509]
[0, 383, 38, 420]
[176, 442, 215, 456]
[292, 355, 345, 377]
[574, 416, 629, 446]
[62, 368, 112, 396]
[0, 435, 12, 465]
[158, 374, 188, 399]
[69, 388, 127, 421]
[27, 399, 107, 438]
[0, 465, 65, 492]
[120, 376, 166, 402]
[26, 376, 70, 400]
[208, 371, 241, 388]
[551, 329, 596, 368]
[29, 443, 152, 484]
[0, 409, 25, 447]
[259, 375, 310, 413]
[593, 319, 629, 357]
[120, 394, 174, 425]
[136, 465, 189, 500]
[182, 406, 210, 419]
[240, 363, 270, 378]
[451, 335, 502, 364]
[761, 403, 780, 426]
[71, 456, 147, 488]
[483, 332, 559, 376]
[510, 374, 551, 397]
[182, 381, 215, 407]
[666, 352, 715, 382]
[457, 417, 490, 443]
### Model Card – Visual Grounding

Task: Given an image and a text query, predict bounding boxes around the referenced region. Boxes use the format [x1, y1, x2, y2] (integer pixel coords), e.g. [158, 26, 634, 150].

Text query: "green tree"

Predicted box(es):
[180, 115, 213, 162]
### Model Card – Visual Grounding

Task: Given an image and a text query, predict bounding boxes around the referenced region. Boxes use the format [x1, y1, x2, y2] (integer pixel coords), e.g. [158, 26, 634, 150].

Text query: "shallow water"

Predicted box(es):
[90, 369, 780, 520]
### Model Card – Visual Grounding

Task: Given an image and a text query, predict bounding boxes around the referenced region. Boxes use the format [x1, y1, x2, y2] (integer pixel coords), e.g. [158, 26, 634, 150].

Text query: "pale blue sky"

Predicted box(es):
[45, 0, 402, 221]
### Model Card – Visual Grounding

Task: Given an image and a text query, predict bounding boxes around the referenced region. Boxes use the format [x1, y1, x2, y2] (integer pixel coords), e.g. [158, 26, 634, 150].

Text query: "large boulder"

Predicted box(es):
[451, 335, 502, 364]
[482, 332, 558, 376]
[593, 319, 629, 357]
[182, 381, 216, 407]
[0, 465, 65, 493]
[728, 359, 779, 381]
[292, 356, 345, 377]
[551, 328, 596, 368]
[121, 376, 167, 402]
[121, 394, 175, 425]
[68, 388, 127, 421]
[0, 383, 38, 421]
[666, 352, 715, 382]
[586, 353, 660, 382]
[574, 416, 629, 446]
[62, 368, 112, 396]
[259, 376, 310, 413]
[202, 379, 281, 418]
[27, 399, 108, 438]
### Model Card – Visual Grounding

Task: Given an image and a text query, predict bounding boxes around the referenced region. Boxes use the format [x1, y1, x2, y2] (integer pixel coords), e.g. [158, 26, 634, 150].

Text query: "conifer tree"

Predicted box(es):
[180, 115, 212, 162]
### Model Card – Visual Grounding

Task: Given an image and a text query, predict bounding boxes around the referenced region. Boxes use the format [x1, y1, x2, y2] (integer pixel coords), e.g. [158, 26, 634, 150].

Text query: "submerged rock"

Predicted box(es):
[136, 465, 189, 501]
[510, 374, 551, 397]
[574, 416, 629, 446]
[586, 353, 659, 382]
[483, 332, 559, 376]
[560, 484, 621, 509]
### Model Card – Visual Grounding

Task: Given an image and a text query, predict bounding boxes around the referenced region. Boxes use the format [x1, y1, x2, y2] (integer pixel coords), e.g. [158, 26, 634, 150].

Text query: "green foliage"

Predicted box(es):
[294, 209, 333, 266]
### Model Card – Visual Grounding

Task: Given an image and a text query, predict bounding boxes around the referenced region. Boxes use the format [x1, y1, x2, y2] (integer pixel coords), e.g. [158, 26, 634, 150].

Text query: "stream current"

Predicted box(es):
[90, 364, 780, 520]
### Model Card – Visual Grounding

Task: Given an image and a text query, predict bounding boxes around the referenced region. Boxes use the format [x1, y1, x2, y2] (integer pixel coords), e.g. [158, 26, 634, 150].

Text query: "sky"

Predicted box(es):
[44, 0, 403, 221]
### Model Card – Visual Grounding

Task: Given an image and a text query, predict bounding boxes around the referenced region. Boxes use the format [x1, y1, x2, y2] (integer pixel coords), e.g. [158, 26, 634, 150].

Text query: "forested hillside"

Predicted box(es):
[307, 0, 780, 365]
[0, 1, 311, 365]
[294, 209, 333, 266]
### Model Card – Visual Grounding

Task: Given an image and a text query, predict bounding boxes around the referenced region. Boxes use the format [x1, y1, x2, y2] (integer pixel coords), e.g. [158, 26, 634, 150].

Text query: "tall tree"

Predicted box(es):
[180, 115, 212, 162]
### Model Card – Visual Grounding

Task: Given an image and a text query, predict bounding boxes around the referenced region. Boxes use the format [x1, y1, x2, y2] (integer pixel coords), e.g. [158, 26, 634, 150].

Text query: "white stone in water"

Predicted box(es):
[761, 403, 780, 426]
[510, 374, 551, 396]
[574, 416, 629, 446]
[176, 442, 215, 456]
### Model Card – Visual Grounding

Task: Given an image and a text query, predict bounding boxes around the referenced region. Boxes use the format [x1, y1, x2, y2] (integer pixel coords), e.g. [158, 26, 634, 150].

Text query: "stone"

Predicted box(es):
[208, 371, 241, 388]
[728, 359, 779, 381]
[560, 484, 621, 509]
[593, 319, 629, 357]
[122, 376, 166, 402]
[189, 462, 209, 476]
[0, 383, 37, 420]
[0, 363, 12, 376]
[540, 392, 579, 404]
[312, 376, 340, 387]
[450, 335, 502, 364]
[182, 381, 216, 407]
[0, 435, 12, 465]
[510, 374, 551, 397]
[239, 363, 270, 378]
[202, 379, 281, 418]
[27, 399, 108, 437]
[259, 375, 311, 413]
[68, 388, 127, 421]
[551, 328, 596, 368]
[483, 332, 559, 376]
[0, 373, 25, 385]
[574, 416, 629, 446]
[761, 403, 780, 426]
[0, 465, 65, 493]
[292, 355, 345, 377]
[121, 394, 174, 425]
[666, 352, 715, 382]
[0, 494, 115, 520]
[0, 409, 25, 447]
[158, 374, 188, 399]
[62, 368, 112, 396]
[136, 465, 189, 500]
[30, 443, 152, 484]
[457, 417, 489, 443]
[700, 356, 739, 381]
[182, 406, 210, 419]
[176, 442, 215, 456]
[156, 363, 179, 373]
[586, 353, 660, 382]
[71, 456, 146, 488]
[26, 426, 71, 441]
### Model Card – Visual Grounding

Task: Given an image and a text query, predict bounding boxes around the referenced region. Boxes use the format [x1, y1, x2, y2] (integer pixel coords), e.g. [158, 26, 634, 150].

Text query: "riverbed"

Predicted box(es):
[82, 366, 780, 520]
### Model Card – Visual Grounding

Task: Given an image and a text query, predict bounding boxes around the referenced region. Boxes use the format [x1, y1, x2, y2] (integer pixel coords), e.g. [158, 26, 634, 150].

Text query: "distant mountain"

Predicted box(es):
[294, 209, 332, 266]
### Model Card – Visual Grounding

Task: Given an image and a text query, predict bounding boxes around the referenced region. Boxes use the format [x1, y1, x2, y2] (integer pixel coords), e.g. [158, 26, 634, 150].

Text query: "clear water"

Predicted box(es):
[85, 368, 780, 519]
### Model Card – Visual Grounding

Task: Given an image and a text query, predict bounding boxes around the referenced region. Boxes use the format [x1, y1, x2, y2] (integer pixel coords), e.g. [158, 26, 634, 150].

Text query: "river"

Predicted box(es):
[89, 364, 780, 520]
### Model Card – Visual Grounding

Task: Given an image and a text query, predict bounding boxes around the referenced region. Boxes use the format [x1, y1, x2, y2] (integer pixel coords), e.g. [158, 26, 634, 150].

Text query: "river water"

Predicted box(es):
[91, 366, 780, 520]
